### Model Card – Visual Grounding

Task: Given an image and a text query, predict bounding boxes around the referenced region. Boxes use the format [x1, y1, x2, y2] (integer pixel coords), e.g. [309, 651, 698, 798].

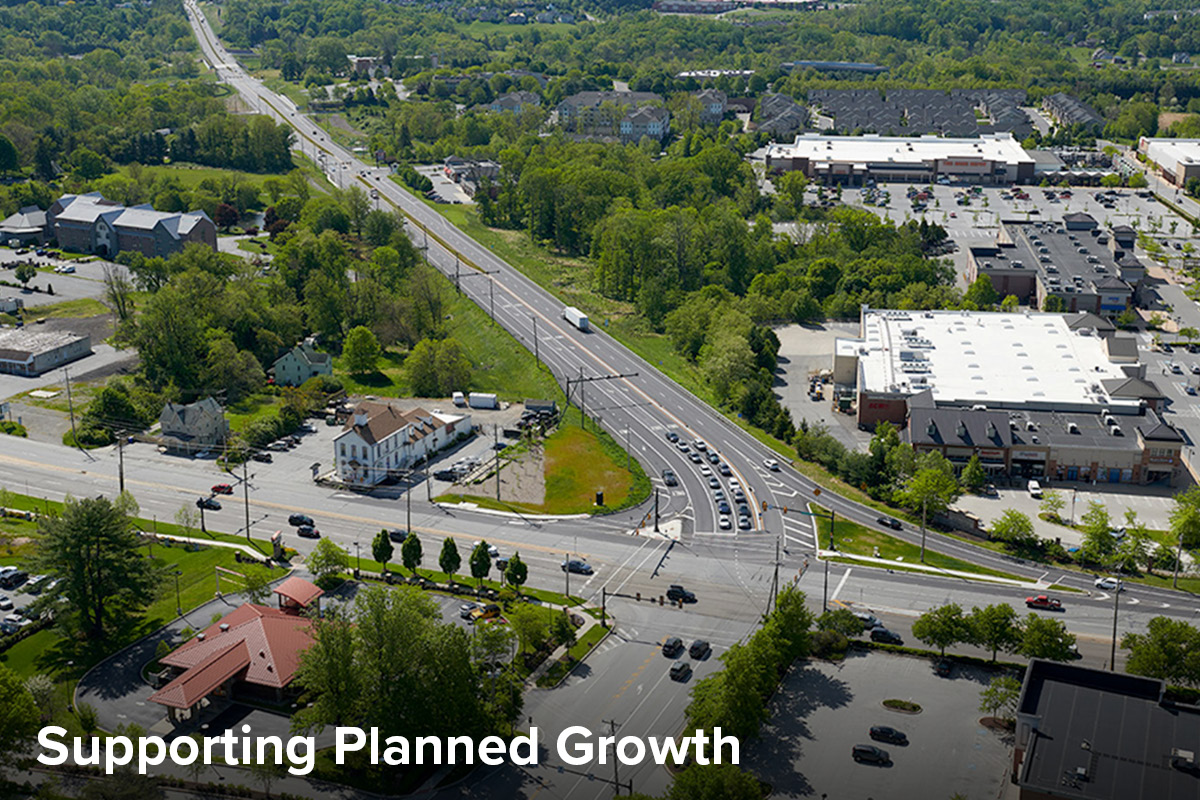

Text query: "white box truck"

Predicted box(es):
[468, 392, 499, 410]
[563, 306, 589, 331]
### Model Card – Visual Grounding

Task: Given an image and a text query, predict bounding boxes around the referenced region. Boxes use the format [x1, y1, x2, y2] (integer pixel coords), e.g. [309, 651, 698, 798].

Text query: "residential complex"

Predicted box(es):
[808, 88, 1031, 139]
[45, 193, 216, 259]
[764, 132, 1036, 185]
[967, 213, 1143, 315]
[1138, 136, 1200, 187]
[334, 401, 471, 487]
[556, 91, 672, 142]
[1042, 92, 1106, 132]
[835, 308, 1183, 485]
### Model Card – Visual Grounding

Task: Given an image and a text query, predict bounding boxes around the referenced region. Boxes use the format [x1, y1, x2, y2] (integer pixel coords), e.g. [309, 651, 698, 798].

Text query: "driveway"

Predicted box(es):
[747, 650, 1013, 800]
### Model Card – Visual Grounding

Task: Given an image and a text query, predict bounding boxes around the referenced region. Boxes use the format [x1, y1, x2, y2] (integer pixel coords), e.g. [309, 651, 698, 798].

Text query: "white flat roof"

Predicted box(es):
[766, 132, 1034, 167]
[1142, 137, 1200, 167]
[845, 309, 1141, 411]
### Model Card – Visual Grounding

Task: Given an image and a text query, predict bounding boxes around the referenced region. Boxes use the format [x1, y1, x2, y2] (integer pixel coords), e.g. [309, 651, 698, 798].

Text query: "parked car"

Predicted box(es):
[288, 513, 315, 527]
[717, 500, 731, 514]
[470, 603, 502, 622]
[689, 640, 711, 659]
[718, 515, 731, 530]
[669, 661, 692, 681]
[561, 560, 593, 575]
[0, 597, 11, 611]
[852, 744, 890, 764]
[688, 452, 702, 463]
[852, 612, 882, 630]
[251, 452, 273, 463]
[869, 726, 908, 745]
[738, 516, 752, 530]
[1027, 479, 1043, 498]
[870, 628, 903, 645]
[718, 463, 732, 476]
[934, 659, 952, 677]
[1025, 595, 1063, 611]
[1094, 577, 1124, 592]
[877, 516, 903, 531]
[707, 452, 719, 465]
[661, 637, 684, 657]
[666, 585, 696, 603]
[211, 483, 234, 495]
[266, 441, 289, 452]
[459, 602, 480, 620]
[196, 496, 221, 511]
[297, 525, 320, 538]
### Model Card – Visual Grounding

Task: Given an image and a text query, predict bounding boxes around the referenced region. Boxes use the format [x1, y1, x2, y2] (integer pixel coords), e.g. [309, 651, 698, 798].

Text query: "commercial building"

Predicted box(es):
[271, 339, 332, 387]
[764, 133, 1035, 185]
[1138, 137, 1200, 187]
[149, 577, 322, 723]
[0, 206, 48, 245]
[967, 214, 1143, 315]
[0, 328, 91, 376]
[834, 308, 1183, 485]
[46, 193, 216, 259]
[1013, 660, 1200, 799]
[334, 402, 472, 487]
[780, 60, 887, 74]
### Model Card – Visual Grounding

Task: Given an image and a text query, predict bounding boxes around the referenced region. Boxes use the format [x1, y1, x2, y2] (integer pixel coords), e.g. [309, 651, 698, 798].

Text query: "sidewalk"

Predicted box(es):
[820, 550, 1044, 587]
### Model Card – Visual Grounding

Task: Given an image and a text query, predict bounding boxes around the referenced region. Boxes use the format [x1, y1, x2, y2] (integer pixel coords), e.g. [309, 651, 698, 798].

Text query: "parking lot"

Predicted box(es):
[0, 567, 53, 633]
[747, 651, 1012, 800]
[413, 164, 474, 205]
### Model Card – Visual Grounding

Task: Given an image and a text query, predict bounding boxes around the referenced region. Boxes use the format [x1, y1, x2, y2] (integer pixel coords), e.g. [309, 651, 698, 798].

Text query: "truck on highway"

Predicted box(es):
[468, 392, 499, 410]
[563, 306, 589, 332]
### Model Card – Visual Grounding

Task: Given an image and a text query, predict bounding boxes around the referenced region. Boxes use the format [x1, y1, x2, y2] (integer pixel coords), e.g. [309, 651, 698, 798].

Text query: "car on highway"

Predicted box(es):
[297, 525, 320, 538]
[713, 490, 726, 502]
[666, 585, 696, 603]
[665, 432, 679, 443]
[870, 628, 903, 645]
[707, 452, 719, 465]
[662, 637, 684, 657]
[877, 516, 903, 530]
[388, 529, 408, 542]
[693, 440, 707, 452]
[718, 515, 731, 530]
[689, 452, 702, 463]
[662, 469, 678, 487]
[732, 488, 746, 503]
[474, 541, 500, 558]
[708, 477, 720, 489]
[1094, 577, 1124, 592]
[212, 484, 234, 495]
[718, 463, 731, 476]
[717, 500, 730, 514]
[852, 744, 890, 765]
[196, 496, 221, 511]
[852, 612, 882, 630]
[669, 661, 692, 681]
[738, 516, 752, 530]
[764, 458, 780, 471]
[737, 503, 750, 516]
[1025, 595, 1063, 611]
[561, 560, 593, 575]
[676, 441, 689, 452]
[689, 640, 711, 659]
[869, 726, 908, 745]
[288, 513, 315, 527]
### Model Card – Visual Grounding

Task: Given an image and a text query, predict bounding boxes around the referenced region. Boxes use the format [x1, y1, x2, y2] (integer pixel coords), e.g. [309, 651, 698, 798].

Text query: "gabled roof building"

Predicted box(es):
[47, 193, 216, 259]
[334, 401, 472, 487]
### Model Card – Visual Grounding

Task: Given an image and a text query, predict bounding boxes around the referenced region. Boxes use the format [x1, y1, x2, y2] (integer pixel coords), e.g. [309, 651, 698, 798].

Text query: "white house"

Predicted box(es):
[159, 397, 229, 454]
[272, 339, 332, 387]
[334, 402, 472, 487]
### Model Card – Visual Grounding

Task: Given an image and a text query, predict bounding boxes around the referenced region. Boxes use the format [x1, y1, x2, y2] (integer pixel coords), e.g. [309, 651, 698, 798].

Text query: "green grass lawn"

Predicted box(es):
[22, 298, 111, 321]
[811, 504, 1020, 580]
[225, 391, 284, 433]
[12, 379, 103, 414]
[537, 623, 609, 687]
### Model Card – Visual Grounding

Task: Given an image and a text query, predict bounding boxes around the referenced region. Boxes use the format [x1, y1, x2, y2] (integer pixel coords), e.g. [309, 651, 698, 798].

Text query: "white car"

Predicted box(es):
[718, 516, 731, 530]
[1094, 577, 1124, 592]
[699, 465, 712, 477]
[473, 541, 499, 558]
[1027, 480, 1043, 498]
[764, 459, 780, 471]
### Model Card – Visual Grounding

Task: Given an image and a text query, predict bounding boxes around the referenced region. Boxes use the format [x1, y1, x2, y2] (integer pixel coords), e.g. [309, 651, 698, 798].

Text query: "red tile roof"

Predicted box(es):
[274, 576, 324, 609]
[148, 641, 250, 709]
[150, 604, 314, 708]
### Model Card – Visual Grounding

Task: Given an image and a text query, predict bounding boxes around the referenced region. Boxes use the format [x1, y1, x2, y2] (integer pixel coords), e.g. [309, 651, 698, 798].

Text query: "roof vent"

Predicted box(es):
[260, 650, 266, 659]
[986, 422, 998, 439]
[219, 623, 230, 632]
[197, 633, 205, 641]
[956, 420, 967, 438]
[927, 420, 938, 437]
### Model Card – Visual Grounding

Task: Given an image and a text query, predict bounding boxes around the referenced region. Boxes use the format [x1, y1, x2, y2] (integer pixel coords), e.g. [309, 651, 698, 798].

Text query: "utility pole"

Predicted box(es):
[425, 465, 432, 503]
[822, 558, 829, 612]
[532, 316, 539, 366]
[117, 434, 126, 494]
[65, 366, 78, 449]
[653, 489, 659, 533]
[407, 470, 412, 534]
[766, 535, 781, 618]
[579, 366, 585, 430]
[603, 720, 621, 794]
[242, 460, 251, 542]
[494, 424, 501, 502]
[1110, 583, 1120, 671]
[601, 586, 607, 628]
[625, 427, 631, 471]
[565, 551, 570, 600]
[454, 255, 461, 293]
[827, 509, 837, 551]
[489, 277, 495, 322]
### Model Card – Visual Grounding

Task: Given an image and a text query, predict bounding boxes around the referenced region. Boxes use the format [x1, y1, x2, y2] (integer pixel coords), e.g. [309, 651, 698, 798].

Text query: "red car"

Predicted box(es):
[211, 484, 234, 495]
[1025, 595, 1063, 611]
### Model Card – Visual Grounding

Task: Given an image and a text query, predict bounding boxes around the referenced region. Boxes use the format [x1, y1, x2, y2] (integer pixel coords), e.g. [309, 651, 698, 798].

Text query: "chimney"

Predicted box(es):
[354, 410, 369, 427]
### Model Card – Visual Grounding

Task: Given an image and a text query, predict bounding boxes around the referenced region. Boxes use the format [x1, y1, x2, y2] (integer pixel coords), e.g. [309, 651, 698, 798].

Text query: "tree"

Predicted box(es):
[960, 455, 985, 492]
[667, 764, 763, 800]
[372, 529, 394, 572]
[1128, 172, 1149, 189]
[0, 134, 17, 175]
[14, 263, 35, 286]
[249, 760, 286, 798]
[550, 611, 576, 648]
[505, 552, 528, 592]
[103, 263, 135, 322]
[989, 509, 1037, 549]
[817, 607, 865, 638]
[1018, 614, 1077, 661]
[508, 604, 550, 654]
[307, 537, 349, 583]
[470, 540, 492, 588]
[1115, 512, 1151, 575]
[439, 537, 461, 583]
[1122, 616, 1200, 687]
[1040, 490, 1066, 522]
[292, 613, 360, 730]
[1079, 501, 1115, 564]
[978, 675, 1021, 722]
[1000, 294, 1020, 312]
[0, 665, 40, 774]
[242, 565, 273, 605]
[213, 203, 239, 232]
[401, 531, 423, 576]
[1170, 486, 1200, 587]
[32, 495, 160, 638]
[342, 325, 381, 375]
[969, 604, 1021, 661]
[898, 465, 961, 562]
[911, 603, 969, 656]
[963, 275, 998, 308]
[24, 674, 57, 723]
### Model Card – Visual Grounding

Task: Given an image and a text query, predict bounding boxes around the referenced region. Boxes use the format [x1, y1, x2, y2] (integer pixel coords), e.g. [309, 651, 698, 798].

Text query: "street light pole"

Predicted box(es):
[174, 569, 183, 616]
[407, 471, 412, 535]
[355, 541, 361, 576]
[1110, 583, 1120, 671]
[243, 460, 252, 542]
[532, 316, 539, 366]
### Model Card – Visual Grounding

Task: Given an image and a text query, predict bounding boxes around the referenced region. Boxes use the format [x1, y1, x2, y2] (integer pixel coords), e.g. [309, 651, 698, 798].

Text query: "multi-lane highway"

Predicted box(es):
[25, 4, 1186, 796]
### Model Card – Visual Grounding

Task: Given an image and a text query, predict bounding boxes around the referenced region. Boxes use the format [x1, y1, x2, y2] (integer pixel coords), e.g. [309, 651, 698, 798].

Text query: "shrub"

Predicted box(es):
[0, 420, 27, 437]
[810, 629, 849, 659]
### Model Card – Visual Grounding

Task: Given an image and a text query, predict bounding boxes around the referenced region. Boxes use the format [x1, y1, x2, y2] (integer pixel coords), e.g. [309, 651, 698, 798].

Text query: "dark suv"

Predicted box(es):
[870, 627, 903, 645]
[666, 585, 696, 603]
[852, 744, 890, 764]
[288, 513, 314, 527]
[869, 726, 907, 745]
[661, 637, 684, 657]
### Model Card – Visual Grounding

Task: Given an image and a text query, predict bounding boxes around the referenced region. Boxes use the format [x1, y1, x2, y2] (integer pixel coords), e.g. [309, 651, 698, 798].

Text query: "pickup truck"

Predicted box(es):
[1025, 595, 1063, 611]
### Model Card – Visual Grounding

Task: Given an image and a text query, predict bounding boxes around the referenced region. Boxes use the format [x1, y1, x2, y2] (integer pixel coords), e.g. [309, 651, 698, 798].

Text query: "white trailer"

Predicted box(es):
[563, 306, 589, 331]
[468, 392, 499, 409]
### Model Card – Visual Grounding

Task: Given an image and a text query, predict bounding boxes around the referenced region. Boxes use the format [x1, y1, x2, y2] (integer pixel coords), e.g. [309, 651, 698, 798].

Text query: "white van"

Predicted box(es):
[1027, 480, 1043, 498]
